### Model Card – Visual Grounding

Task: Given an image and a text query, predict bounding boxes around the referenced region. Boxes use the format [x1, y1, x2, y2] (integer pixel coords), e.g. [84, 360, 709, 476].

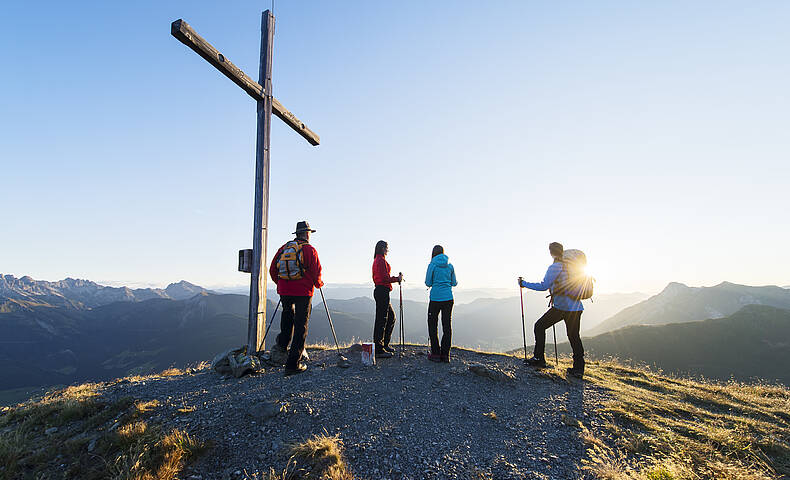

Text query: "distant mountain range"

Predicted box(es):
[585, 281, 790, 336]
[0, 274, 210, 312]
[3, 274, 789, 402]
[322, 290, 650, 351]
[555, 305, 790, 384]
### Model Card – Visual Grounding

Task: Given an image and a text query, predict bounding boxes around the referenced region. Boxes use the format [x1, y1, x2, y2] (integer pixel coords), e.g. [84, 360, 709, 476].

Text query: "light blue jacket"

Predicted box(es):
[521, 261, 584, 312]
[425, 254, 457, 302]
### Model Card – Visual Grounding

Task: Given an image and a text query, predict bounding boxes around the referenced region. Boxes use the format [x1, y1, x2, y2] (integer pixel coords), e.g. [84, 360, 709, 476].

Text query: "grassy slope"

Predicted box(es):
[0, 379, 207, 480]
[580, 358, 790, 480]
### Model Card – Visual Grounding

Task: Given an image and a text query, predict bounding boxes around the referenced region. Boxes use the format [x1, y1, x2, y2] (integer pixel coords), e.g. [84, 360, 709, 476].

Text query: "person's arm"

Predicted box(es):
[521, 264, 560, 291]
[372, 257, 387, 285]
[269, 246, 283, 284]
[373, 257, 396, 284]
[425, 263, 434, 287]
[303, 245, 324, 288]
[450, 265, 458, 287]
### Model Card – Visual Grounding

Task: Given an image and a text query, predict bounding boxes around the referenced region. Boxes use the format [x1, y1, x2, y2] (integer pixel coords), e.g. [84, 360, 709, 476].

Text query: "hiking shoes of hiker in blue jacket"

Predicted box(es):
[425, 254, 457, 302]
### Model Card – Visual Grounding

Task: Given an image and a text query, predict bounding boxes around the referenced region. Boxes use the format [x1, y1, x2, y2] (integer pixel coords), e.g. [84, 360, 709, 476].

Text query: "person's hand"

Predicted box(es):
[518, 277, 524, 288]
[398, 272, 404, 284]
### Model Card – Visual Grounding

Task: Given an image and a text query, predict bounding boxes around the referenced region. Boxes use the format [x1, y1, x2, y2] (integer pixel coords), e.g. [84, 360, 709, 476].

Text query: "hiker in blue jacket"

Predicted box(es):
[519, 242, 586, 378]
[425, 245, 458, 362]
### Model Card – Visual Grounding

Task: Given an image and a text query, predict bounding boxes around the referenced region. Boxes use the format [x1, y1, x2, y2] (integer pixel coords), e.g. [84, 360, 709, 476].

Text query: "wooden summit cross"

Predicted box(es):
[171, 11, 320, 355]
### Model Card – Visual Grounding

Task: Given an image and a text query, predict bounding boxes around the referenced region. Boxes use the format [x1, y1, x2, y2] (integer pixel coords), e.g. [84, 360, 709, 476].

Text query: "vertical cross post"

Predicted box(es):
[248, 10, 275, 355]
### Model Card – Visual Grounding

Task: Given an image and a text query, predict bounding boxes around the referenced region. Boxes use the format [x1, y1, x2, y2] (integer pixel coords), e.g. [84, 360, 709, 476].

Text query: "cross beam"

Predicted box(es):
[171, 19, 320, 146]
[171, 12, 319, 356]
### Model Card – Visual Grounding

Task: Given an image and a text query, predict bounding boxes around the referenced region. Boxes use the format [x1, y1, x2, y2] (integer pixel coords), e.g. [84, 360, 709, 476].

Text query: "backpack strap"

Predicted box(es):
[295, 240, 307, 272]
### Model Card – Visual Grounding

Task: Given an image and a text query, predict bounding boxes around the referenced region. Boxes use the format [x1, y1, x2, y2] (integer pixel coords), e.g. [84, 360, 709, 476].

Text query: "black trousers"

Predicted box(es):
[276, 295, 312, 369]
[373, 286, 396, 347]
[533, 307, 584, 370]
[427, 300, 454, 357]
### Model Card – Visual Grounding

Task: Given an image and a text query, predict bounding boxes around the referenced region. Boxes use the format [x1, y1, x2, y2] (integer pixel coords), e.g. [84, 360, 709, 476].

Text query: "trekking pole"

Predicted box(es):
[318, 287, 351, 368]
[552, 324, 558, 367]
[518, 277, 527, 362]
[260, 298, 281, 346]
[399, 273, 404, 359]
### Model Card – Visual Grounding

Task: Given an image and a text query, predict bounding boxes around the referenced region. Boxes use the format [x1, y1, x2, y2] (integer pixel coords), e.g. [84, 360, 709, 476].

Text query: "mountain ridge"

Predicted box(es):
[586, 280, 790, 336]
[0, 274, 212, 311]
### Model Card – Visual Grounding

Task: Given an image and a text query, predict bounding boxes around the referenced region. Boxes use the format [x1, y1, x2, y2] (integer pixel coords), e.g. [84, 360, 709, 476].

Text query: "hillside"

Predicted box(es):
[586, 281, 790, 336]
[555, 305, 790, 384]
[1, 347, 787, 480]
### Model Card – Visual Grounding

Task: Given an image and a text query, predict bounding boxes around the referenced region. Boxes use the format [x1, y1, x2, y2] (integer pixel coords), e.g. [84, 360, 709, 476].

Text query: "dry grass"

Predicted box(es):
[242, 433, 352, 480]
[288, 433, 352, 480]
[483, 410, 498, 420]
[136, 399, 161, 413]
[0, 382, 207, 480]
[580, 359, 790, 480]
[158, 368, 185, 377]
[109, 422, 207, 480]
[116, 363, 207, 385]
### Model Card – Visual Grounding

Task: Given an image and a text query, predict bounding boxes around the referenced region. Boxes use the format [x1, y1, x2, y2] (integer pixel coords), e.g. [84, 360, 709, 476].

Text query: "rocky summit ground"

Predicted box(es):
[94, 346, 605, 479]
[6, 345, 787, 480]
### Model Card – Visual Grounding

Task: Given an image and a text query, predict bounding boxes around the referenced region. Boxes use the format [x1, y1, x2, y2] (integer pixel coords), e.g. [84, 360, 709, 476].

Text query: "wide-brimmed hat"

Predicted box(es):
[293, 221, 316, 234]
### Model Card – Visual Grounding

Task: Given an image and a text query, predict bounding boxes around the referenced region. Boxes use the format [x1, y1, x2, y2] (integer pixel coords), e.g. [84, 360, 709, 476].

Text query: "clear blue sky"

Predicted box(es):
[2, 1, 789, 294]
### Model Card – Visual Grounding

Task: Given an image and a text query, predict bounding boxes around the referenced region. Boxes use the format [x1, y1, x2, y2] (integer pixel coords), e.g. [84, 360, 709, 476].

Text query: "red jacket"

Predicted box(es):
[269, 241, 323, 297]
[372, 255, 399, 291]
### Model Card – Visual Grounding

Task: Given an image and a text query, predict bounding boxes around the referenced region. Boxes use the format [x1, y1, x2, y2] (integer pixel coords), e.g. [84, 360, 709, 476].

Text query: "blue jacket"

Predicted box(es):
[521, 261, 584, 312]
[425, 254, 457, 302]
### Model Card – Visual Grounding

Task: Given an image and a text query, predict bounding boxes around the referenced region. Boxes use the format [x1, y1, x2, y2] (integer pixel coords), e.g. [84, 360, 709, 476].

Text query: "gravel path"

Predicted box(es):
[98, 346, 611, 479]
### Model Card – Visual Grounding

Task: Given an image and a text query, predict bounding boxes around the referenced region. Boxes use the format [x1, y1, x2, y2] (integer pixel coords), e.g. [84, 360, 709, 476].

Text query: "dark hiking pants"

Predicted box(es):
[276, 295, 312, 369]
[533, 307, 584, 370]
[427, 300, 454, 357]
[373, 285, 396, 348]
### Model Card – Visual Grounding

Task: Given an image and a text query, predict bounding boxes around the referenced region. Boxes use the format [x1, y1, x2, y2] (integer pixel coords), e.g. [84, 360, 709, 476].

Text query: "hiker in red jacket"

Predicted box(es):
[371, 240, 402, 358]
[269, 221, 323, 376]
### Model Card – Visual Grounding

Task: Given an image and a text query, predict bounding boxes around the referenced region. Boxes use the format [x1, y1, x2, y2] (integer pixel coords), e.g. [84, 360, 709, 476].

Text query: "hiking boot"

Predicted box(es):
[440, 355, 450, 363]
[382, 345, 396, 354]
[428, 353, 442, 363]
[284, 363, 308, 376]
[566, 367, 584, 379]
[525, 356, 547, 368]
[375, 350, 393, 359]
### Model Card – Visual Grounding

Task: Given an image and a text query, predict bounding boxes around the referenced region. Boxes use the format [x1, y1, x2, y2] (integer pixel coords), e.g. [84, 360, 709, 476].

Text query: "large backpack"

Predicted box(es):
[276, 240, 307, 280]
[552, 249, 594, 301]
